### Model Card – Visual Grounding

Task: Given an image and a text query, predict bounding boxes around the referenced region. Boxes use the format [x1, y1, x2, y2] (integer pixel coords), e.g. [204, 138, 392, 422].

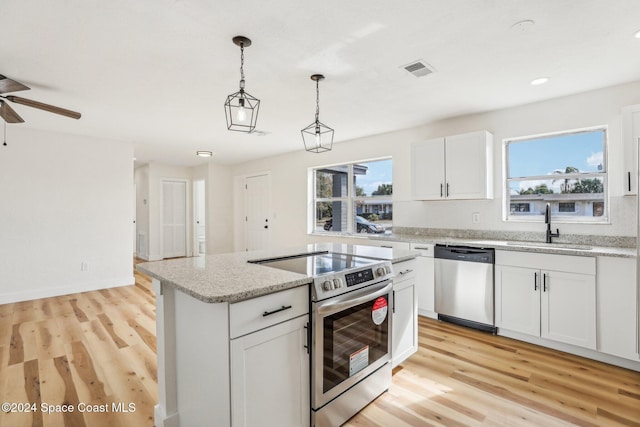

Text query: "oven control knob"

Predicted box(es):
[333, 278, 342, 289]
[376, 267, 386, 277]
[322, 280, 333, 291]
[384, 265, 391, 274]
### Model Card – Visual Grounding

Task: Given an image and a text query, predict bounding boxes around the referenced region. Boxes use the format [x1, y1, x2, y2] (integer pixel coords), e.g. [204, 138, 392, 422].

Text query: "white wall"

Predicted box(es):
[231, 80, 640, 249]
[207, 163, 233, 254]
[0, 128, 134, 303]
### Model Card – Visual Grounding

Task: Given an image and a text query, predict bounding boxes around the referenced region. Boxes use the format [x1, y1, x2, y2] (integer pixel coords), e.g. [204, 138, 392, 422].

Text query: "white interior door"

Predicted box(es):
[194, 179, 206, 255]
[245, 174, 270, 251]
[162, 180, 187, 259]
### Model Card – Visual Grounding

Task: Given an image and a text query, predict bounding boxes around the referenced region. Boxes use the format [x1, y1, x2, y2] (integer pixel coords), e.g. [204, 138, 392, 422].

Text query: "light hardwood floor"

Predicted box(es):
[0, 264, 157, 427]
[347, 316, 640, 427]
[1, 265, 639, 426]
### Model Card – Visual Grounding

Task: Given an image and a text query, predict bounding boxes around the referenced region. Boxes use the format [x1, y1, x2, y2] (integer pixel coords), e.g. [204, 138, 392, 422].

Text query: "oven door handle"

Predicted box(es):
[316, 281, 393, 316]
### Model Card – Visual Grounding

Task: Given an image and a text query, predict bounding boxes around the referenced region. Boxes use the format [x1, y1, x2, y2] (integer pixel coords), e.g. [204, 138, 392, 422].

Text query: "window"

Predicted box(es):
[558, 202, 576, 213]
[505, 127, 607, 222]
[510, 203, 530, 213]
[312, 158, 392, 235]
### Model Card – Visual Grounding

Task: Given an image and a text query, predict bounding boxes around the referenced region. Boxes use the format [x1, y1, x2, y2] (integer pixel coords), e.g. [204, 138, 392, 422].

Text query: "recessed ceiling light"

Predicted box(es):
[196, 150, 214, 157]
[635, 29, 640, 39]
[530, 77, 549, 86]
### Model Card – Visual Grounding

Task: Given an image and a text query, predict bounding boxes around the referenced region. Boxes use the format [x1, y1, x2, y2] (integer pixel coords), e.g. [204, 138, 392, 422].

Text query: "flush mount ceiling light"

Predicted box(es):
[224, 36, 260, 133]
[196, 150, 214, 157]
[530, 77, 549, 86]
[635, 29, 640, 39]
[301, 74, 334, 153]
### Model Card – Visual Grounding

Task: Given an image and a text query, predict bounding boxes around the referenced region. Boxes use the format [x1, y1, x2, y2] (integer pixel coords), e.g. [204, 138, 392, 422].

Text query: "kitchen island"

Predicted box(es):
[137, 243, 416, 427]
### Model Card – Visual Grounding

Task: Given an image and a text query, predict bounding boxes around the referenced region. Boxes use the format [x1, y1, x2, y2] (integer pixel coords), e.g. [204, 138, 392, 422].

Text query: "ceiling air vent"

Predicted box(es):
[402, 60, 435, 78]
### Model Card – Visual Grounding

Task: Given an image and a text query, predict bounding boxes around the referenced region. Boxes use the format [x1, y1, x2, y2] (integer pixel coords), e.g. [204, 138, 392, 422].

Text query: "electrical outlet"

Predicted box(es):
[472, 212, 480, 224]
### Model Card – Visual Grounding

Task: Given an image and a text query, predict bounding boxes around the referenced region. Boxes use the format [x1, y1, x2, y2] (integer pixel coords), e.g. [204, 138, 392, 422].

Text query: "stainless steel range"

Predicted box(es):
[251, 251, 394, 427]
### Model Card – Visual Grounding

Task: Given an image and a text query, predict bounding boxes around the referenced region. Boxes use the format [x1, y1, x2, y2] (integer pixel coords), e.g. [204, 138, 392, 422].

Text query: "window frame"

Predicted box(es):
[503, 126, 609, 223]
[310, 157, 392, 235]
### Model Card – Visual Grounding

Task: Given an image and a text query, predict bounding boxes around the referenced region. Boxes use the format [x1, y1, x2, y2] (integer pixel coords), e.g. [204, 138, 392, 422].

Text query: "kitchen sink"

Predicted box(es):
[505, 241, 593, 250]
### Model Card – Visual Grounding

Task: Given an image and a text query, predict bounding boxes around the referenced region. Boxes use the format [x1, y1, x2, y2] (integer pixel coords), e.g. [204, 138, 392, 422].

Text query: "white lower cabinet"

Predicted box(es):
[392, 259, 418, 368]
[410, 243, 435, 318]
[230, 315, 310, 427]
[495, 265, 540, 336]
[597, 257, 638, 360]
[229, 286, 310, 427]
[495, 251, 596, 350]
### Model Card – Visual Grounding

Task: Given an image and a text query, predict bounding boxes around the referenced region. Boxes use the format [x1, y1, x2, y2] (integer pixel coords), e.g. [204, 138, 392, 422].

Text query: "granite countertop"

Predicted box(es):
[370, 234, 636, 258]
[136, 243, 417, 304]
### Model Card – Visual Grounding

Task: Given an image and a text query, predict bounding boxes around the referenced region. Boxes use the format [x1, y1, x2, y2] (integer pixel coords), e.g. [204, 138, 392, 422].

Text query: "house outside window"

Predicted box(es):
[312, 158, 392, 235]
[504, 127, 607, 222]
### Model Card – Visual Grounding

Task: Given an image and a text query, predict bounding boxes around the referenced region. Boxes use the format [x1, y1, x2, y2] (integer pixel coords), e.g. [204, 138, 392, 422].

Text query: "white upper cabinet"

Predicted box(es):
[412, 136, 446, 199]
[412, 130, 493, 200]
[622, 104, 640, 195]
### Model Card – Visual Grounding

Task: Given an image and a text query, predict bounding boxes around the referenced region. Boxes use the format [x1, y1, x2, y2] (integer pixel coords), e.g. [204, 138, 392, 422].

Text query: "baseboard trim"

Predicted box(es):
[0, 276, 135, 304]
[499, 328, 640, 372]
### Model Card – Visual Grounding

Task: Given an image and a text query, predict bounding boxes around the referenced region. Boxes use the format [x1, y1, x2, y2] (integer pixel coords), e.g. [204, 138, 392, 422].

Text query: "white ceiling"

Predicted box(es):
[1, 0, 639, 166]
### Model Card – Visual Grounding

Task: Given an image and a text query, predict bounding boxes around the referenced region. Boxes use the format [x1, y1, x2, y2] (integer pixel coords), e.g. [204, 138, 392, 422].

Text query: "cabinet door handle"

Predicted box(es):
[628, 171, 632, 192]
[398, 269, 413, 276]
[262, 305, 292, 317]
[380, 245, 393, 249]
[543, 273, 547, 292]
[534, 272, 538, 291]
[413, 246, 430, 250]
[446, 183, 450, 197]
[304, 322, 310, 354]
[392, 290, 396, 314]
[440, 183, 443, 197]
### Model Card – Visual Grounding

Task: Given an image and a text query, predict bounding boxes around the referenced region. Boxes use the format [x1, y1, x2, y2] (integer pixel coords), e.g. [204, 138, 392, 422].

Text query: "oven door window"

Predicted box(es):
[322, 294, 389, 393]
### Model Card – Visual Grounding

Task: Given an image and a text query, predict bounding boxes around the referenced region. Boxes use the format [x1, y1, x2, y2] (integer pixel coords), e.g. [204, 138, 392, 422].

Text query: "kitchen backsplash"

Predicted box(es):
[393, 227, 636, 248]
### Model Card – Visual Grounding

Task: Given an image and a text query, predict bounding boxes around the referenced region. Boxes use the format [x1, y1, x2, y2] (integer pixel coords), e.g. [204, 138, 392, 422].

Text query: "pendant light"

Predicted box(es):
[301, 74, 334, 153]
[224, 36, 260, 133]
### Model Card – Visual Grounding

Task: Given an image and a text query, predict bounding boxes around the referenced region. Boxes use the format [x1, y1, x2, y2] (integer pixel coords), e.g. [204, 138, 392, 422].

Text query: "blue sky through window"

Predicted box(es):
[355, 159, 392, 196]
[509, 130, 605, 178]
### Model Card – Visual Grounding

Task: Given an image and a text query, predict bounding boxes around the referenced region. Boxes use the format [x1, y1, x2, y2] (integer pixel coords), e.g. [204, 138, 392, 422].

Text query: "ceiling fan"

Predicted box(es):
[0, 74, 81, 124]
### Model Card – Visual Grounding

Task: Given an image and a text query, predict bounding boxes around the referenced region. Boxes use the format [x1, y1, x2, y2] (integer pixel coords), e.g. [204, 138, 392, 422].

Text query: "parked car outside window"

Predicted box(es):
[323, 216, 386, 233]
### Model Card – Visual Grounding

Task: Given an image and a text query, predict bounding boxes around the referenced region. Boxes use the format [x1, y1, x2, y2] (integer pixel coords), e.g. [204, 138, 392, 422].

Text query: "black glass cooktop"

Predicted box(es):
[250, 251, 376, 277]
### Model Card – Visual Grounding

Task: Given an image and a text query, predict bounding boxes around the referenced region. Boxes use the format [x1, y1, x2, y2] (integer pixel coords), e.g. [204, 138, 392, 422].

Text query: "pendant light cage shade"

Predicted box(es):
[224, 91, 260, 132]
[301, 121, 334, 153]
[224, 35, 260, 133]
[302, 74, 334, 153]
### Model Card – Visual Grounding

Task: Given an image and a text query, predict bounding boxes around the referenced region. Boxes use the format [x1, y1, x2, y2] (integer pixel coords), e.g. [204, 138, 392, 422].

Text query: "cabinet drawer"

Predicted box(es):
[410, 243, 434, 257]
[496, 250, 595, 275]
[394, 259, 417, 284]
[230, 286, 309, 339]
[366, 240, 411, 250]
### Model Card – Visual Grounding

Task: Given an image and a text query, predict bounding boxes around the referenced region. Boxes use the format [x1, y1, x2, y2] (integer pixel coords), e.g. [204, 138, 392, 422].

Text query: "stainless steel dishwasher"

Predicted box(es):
[434, 245, 496, 333]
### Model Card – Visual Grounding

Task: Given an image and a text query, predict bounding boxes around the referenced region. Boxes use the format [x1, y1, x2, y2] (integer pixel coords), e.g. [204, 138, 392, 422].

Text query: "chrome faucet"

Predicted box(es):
[545, 203, 560, 243]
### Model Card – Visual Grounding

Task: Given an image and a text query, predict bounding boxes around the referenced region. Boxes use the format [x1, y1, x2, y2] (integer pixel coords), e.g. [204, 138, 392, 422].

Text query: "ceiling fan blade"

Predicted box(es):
[6, 95, 81, 119]
[0, 75, 30, 94]
[0, 100, 25, 123]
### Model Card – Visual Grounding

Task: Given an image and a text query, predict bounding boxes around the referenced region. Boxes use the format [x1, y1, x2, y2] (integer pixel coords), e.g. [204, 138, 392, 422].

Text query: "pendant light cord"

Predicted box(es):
[239, 42, 246, 89]
[315, 79, 320, 124]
